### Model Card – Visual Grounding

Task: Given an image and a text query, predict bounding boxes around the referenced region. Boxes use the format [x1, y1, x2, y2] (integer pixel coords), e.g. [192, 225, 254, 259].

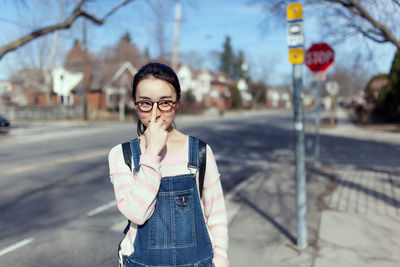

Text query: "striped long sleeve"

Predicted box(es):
[202, 145, 229, 267]
[108, 144, 162, 225]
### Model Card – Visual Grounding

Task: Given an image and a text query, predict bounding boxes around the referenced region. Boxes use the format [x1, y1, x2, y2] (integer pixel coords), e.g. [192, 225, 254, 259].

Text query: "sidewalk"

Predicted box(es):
[226, 108, 400, 267]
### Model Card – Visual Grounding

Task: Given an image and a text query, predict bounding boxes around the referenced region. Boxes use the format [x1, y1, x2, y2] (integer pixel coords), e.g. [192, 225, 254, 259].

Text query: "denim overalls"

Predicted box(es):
[123, 136, 213, 267]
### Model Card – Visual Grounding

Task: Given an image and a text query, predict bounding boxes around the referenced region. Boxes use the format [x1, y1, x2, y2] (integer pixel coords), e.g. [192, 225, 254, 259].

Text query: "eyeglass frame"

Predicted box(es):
[134, 99, 178, 113]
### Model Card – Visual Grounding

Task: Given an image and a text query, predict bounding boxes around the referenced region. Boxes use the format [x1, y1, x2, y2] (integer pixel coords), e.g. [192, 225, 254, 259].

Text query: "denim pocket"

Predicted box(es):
[174, 189, 196, 248]
[175, 191, 192, 214]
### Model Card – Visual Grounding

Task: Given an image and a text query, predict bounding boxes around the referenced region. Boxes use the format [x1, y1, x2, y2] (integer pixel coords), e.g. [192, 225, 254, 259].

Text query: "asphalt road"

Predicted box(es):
[0, 109, 398, 266]
[0, 111, 291, 266]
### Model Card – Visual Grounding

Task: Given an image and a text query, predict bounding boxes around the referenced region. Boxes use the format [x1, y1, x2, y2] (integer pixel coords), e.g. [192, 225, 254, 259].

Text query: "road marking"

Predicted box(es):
[0, 237, 34, 257]
[1, 149, 109, 175]
[110, 220, 128, 232]
[86, 200, 117, 217]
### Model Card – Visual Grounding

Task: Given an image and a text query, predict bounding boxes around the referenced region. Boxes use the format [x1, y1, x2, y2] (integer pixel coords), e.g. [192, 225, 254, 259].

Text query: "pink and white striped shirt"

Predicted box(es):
[108, 136, 229, 267]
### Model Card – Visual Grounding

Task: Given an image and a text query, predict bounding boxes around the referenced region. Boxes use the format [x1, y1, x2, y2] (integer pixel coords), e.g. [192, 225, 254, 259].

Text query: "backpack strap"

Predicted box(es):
[121, 138, 140, 173]
[188, 136, 207, 199]
[198, 139, 207, 199]
[121, 138, 141, 235]
[121, 142, 132, 171]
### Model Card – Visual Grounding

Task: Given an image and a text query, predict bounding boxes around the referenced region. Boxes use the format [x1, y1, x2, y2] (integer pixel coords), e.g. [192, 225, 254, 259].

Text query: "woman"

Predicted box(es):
[108, 62, 229, 267]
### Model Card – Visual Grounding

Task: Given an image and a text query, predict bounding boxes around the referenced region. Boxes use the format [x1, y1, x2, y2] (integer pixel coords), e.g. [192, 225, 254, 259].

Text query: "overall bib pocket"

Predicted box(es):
[148, 189, 196, 249]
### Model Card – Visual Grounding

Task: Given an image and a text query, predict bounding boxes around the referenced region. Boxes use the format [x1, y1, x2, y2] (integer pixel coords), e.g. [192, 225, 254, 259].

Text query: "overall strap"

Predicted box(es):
[188, 136, 199, 169]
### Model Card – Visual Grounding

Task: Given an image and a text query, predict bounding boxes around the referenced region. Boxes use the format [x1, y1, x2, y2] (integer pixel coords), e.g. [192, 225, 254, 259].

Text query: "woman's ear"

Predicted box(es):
[175, 93, 182, 109]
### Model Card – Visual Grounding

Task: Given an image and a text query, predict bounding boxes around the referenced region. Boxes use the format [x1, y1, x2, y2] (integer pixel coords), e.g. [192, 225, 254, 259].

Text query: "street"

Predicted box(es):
[0, 109, 399, 266]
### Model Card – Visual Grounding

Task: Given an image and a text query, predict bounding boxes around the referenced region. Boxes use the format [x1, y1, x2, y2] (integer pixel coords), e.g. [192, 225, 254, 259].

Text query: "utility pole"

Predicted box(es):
[287, 3, 307, 248]
[82, 11, 88, 120]
[172, 1, 181, 71]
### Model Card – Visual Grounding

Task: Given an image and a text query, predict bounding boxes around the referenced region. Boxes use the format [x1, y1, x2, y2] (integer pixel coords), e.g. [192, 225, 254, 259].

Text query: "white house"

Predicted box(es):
[52, 66, 83, 105]
[193, 69, 213, 101]
[177, 64, 192, 94]
[177, 64, 213, 102]
[237, 78, 252, 103]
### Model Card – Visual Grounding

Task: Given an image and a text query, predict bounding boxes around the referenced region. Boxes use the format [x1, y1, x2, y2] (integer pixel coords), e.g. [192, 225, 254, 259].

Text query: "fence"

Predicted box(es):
[0, 105, 83, 120]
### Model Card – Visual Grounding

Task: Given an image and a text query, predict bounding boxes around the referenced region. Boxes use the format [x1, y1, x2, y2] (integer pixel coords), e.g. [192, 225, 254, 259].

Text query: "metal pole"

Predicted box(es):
[315, 81, 321, 167]
[293, 64, 307, 248]
[330, 95, 336, 126]
[82, 14, 88, 121]
[172, 1, 181, 71]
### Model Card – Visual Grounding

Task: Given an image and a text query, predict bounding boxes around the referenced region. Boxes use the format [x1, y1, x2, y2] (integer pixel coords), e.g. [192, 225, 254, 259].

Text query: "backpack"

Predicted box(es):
[120, 136, 207, 235]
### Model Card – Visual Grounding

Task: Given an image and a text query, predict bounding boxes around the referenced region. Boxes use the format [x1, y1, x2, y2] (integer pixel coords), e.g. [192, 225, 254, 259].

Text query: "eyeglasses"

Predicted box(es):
[135, 99, 177, 113]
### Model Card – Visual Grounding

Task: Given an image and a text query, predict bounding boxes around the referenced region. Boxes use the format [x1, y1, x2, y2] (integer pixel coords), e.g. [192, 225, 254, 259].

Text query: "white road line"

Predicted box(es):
[86, 200, 116, 217]
[0, 238, 34, 257]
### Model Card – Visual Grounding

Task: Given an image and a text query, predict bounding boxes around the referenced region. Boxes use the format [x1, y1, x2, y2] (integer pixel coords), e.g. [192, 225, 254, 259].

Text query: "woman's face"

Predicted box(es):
[135, 78, 178, 131]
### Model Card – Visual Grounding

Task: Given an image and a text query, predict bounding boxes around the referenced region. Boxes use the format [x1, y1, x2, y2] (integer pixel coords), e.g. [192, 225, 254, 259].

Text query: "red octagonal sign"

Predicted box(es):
[305, 43, 334, 72]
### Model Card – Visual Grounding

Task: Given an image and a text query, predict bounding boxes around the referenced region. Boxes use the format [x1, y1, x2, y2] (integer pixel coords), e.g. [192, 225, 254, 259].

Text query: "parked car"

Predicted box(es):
[0, 115, 10, 128]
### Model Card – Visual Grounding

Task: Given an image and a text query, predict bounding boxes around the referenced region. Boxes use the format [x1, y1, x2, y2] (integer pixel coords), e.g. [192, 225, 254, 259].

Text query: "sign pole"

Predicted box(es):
[305, 44, 335, 167]
[315, 81, 321, 167]
[293, 63, 307, 248]
[287, 3, 307, 248]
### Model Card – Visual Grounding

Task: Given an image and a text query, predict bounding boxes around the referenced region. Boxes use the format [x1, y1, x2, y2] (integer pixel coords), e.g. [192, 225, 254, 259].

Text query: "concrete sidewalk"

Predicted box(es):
[226, 108, 400, 267]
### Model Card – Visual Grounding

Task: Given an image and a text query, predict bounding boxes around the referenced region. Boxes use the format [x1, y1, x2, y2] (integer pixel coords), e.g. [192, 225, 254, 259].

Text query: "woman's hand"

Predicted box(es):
[144, 103, 168, 156]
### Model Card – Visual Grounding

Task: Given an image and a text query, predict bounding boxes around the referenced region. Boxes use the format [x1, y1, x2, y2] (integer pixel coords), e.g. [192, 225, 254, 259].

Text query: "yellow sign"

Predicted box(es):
[287, 3, 303, 20]
[289, 47, 304, 64]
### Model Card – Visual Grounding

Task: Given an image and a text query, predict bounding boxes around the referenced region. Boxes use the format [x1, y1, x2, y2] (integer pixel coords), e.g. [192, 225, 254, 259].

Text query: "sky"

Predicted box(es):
[0, 0, 397, 86]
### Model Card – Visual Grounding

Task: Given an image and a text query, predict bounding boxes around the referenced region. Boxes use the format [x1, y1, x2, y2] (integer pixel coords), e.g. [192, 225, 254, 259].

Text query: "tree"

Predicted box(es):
[228, 84, 242, 109]
[219, 36, 236, 78]
[219, 36, 250, 80]
[326, 63, 370, 98]
[0, 0, 136, 61]
[103, 32, 149, 66]
[254, 0, 400, 121]
[249, 80, 267, 106]
[252, 0, 400, 50]
[235, 50, 248, 80]
[378, 50, 400, 121]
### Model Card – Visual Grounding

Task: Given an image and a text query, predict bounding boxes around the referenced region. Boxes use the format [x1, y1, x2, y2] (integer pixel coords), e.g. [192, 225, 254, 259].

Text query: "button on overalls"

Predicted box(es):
[124, 137, 213, 267]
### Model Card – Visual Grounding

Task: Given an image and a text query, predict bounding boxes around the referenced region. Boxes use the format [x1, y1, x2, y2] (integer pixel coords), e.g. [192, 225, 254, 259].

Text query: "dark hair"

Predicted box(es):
[132, 62, 181, 135]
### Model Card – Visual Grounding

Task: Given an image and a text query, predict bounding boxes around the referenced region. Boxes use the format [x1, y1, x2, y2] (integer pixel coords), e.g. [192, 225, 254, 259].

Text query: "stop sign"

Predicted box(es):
[305, 43, 334, 72]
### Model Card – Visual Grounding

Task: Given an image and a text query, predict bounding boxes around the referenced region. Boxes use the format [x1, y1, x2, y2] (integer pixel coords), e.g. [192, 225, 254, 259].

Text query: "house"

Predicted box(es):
[177, 64, 214, 102]
[177, 64, 193, 94]
[52, 66, 83, 105]
[192, 69, 213, 101]
[104, 61, 137, 109]
[237, 78, 252, 105]
[207, 78, 231, 112]
[266, 85, 292, 109]
[6, 68, 56, 106]
[51, 61, 137, 112]
[0, 80, 15, 106]
[370, 77, 388, 99]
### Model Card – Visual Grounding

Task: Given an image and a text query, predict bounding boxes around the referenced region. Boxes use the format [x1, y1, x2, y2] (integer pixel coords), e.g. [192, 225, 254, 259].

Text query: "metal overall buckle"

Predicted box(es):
[187, 164, 198, 179]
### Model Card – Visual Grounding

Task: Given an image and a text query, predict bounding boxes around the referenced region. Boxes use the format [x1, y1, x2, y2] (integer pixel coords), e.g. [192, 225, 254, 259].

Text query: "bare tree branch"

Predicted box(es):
[327, 0, 400, 49]
[0, 0, 135, 60]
